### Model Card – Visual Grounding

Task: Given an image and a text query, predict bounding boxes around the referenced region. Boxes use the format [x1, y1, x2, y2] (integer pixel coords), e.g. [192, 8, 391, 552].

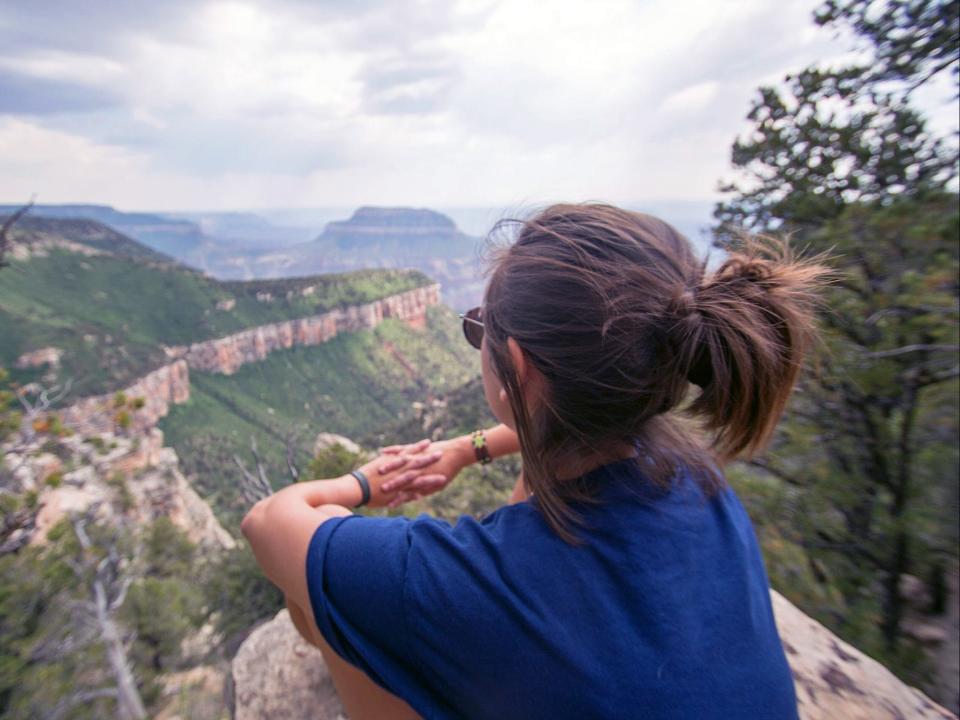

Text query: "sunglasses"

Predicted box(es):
[458, 306, 484, 350]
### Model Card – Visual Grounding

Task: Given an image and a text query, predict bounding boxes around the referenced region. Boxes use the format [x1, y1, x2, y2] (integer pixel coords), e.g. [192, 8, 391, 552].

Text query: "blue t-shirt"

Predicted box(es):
[306, 457, 799, 720]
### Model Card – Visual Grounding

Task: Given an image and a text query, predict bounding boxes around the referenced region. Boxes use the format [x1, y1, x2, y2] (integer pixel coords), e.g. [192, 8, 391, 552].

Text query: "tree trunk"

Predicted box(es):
[93, 574, 146, 720]
[880, 382, 920, 650]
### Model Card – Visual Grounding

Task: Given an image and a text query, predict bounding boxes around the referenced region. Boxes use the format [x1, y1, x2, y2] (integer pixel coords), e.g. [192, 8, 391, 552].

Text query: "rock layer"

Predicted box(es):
[182, 284, 439, 375]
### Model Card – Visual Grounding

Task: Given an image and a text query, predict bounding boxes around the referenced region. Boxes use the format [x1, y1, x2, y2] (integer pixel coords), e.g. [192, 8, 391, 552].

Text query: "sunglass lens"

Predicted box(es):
[462, 307, 483, 350]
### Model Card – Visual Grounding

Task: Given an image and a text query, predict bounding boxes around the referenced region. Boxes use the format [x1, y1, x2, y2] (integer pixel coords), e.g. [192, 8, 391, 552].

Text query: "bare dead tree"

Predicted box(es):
[233, 436, 275, 504]
[0, 378, 74, 489]
[283, 426, 302, 482]
[46, 688, 123, 720]
[61, 507, 146, 720]
[0, 198, 33, 268]
[14, 378, 73, 443]
[233, 431, 303, 504]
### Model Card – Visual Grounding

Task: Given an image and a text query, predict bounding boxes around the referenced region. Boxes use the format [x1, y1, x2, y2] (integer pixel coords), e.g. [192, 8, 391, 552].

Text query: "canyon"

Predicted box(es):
[54, 284, 440, 435]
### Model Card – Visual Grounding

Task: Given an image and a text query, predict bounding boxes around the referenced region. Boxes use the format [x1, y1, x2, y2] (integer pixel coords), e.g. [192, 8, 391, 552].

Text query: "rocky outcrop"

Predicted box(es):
[314, 433, 361, 456]
[5, 214, 176, 264]
[774, 591, 955, 719]
[5, 428, 234, 551]
[59, 360, 190, 435]
[182, 284, 439, 375]
[15, 346, 63, 369]
[230, 591, 957, 720]
[231, 610, 345, 720]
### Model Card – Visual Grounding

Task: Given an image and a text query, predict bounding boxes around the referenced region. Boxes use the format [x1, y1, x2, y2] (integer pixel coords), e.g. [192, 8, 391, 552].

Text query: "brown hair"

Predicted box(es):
[482, 203, 828, 543]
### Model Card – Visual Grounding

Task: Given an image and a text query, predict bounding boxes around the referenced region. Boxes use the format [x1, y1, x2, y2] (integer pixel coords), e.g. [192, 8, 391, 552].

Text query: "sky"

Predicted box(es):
[0, 0, 956, 212]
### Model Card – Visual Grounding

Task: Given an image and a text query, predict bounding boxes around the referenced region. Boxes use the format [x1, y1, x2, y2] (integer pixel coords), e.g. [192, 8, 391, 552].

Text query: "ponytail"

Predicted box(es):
[683, 237, 830, 460]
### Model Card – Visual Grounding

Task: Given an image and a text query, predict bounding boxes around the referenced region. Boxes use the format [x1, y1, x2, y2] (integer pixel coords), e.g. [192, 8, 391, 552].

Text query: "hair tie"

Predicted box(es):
[669, 287, 701, 322]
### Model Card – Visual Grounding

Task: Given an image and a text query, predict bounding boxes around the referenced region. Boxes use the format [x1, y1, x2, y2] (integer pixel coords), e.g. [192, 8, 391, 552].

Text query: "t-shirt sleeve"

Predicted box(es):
[305, 514, 416, 690]
[305, 506, 532, 717]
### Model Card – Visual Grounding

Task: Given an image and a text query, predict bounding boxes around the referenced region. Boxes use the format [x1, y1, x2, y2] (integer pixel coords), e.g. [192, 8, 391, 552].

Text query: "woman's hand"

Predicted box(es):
[353, 444, 443, 508]
[372, 437, 474, 508]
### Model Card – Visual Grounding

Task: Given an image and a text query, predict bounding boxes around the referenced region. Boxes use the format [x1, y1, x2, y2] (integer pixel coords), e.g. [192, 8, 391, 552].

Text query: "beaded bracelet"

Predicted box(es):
[471, 429, 492, 465]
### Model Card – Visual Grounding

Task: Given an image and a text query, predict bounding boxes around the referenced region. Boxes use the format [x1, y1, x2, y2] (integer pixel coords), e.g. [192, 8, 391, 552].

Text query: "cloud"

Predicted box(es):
[0, 1, 199, 55]
[0, 0, 954, 209]
[0, 69, 122, 114]
[661, 82, 720, 115]
[359, 52, 460, 115]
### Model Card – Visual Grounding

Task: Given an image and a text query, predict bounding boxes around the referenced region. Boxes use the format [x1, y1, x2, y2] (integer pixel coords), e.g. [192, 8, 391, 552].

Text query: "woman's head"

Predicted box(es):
[479, 203, 828, 541]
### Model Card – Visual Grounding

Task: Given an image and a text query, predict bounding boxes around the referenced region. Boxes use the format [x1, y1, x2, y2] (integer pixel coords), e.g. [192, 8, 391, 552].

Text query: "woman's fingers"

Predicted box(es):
[405, 451, 443, 470]
[408, 475, 449, 493]
[379, 438, 431, 456]
[376, 456, 409, 475]
[403, 439, 432, 456]
[380, 451, 444, 488]
[387, 490, 418, 508]
[381, 470, 417, 493]
[375, 445, 440, 474]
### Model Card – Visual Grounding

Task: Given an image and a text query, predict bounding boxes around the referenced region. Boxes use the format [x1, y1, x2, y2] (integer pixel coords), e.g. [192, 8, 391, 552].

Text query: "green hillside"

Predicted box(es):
[160, 304, 480, 527]
[0, 218, 432, 396]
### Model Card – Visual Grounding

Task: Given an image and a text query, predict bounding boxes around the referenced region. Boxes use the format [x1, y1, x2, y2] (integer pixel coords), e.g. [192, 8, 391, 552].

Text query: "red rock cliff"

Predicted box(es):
[59, 360, 191, 435]
[183, 284, 439, 375]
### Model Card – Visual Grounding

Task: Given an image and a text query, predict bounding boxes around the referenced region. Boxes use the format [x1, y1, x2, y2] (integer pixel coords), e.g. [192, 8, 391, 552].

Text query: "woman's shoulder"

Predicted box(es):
[404, 499, 550, 550]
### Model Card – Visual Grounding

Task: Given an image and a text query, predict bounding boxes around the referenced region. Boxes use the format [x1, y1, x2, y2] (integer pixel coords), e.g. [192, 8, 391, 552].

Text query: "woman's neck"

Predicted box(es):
[552, 440, 638, 481]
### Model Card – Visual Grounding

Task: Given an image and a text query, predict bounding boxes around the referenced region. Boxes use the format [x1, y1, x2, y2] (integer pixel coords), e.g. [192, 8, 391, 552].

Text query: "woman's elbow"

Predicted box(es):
[240, 497, 270, 543]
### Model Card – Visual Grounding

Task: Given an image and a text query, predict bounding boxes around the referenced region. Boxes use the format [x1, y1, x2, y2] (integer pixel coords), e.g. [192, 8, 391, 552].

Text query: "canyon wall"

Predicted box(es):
[59, 359, 191, 435]
[55, 284, 440, 433]
[181, 283, 439, 375]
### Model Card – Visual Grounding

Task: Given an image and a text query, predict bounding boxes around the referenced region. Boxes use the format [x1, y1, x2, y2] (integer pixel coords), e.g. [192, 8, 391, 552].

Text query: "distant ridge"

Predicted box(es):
[0, 203, 207, 258]
[321, 207, 458, 238]
[1, 204, 487, 308]
[1, 215, 178, 266]
[0, 203, 188, 227]
[244, 206, 484, 308]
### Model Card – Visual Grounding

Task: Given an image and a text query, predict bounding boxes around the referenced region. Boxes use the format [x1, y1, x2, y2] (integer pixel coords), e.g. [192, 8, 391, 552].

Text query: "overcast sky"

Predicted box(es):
[0, 0, 955, 212]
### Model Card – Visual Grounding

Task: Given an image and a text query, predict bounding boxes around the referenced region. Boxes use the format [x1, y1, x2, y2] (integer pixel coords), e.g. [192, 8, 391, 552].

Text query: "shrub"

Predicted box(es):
[43, 472, 63, 489]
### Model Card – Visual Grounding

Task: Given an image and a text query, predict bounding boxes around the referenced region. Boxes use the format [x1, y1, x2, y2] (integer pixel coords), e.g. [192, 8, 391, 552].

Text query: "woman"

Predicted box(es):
[242, 204, 826, 719]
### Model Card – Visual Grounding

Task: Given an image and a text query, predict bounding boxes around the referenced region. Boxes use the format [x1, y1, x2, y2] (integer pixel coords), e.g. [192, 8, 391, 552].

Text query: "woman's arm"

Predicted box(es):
[242, 457, 436, 720]
[241, 451, 437, 616]
[445, 425, 526, 503]
[448, 423, 521, 466]
[240, 476, 356, 607]
[378, 424, 521, 504]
